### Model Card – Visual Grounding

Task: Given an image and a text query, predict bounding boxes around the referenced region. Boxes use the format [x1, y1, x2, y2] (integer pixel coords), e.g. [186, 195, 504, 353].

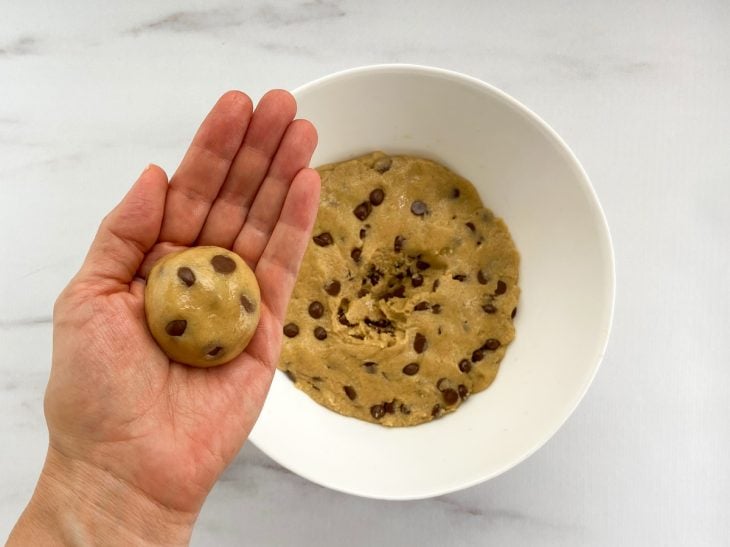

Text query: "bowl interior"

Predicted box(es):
[249, 65, 614, 499]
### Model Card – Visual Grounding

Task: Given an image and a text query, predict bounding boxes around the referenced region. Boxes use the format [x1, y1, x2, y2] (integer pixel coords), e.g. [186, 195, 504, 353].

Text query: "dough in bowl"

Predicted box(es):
[145, 246, 261, 367]
[279, 152, 519, 426]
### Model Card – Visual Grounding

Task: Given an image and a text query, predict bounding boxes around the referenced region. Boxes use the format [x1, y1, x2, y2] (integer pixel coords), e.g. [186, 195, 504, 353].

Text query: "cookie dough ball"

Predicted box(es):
[145, 246, 261, 367]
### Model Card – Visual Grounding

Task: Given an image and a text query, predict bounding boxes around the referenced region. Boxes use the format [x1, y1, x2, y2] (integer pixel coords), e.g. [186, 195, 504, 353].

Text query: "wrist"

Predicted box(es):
[9, 445, 196, 546]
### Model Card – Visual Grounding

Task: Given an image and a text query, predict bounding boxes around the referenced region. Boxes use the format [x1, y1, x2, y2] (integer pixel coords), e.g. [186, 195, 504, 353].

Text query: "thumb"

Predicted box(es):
[78, 164, 169, 288]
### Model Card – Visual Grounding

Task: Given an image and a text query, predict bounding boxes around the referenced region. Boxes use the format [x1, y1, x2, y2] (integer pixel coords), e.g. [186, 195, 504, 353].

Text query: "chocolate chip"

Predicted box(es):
[343, 385, 357, 400]
[369, 188, 385, 206]
[367, 268, 382, 286]
[359, 227, 367, 239]
[431, 404, 442, 417]
[211, 254, 236, 273]
[411, 274, 424, 288]
[431, 304, 442, 314]
[399, 404, 411, 415]
[337, 310, 351, 326]
[458, 384, 469, 400]
[477, 270, 488, 285]
[351, 248, 362, 263]
[325, 280, 341, 296]
[373, 157, 392, 174]
[283, 323, 299, 338]
[471, 349, 485, 362]
[240, 295, 256, 313]
[452, 188, 460, 198]
[402, 363, 420, 375]
[357, 288, 370, 298]
[452, 274, 467, 282]
[313, 232, 334, 247]
[337, 299, 355, 327]
[414, 301, 430, 311]
[414, 333, 428, 353]
[465, 222, 476, 232]
[436, 378, 450, 391]
[393, 285, 406, 298]
[442, 388, 459, 406]
[459, 359, 472, 373]
[384, 400, 396, 414]
[353, 201, 372, 221]
[483, 338, 501, 350]
[512, 307, 517, 319]
[495, 280, 507, 295]
[285, 370, 296, 382]
[482, 304, 497, 314]
[177, 267, 195, 287]
[364, 317, 393, 331]
[313, 326, 327, 340]
[394, 235, 405, 252]
[432, 279, 440, 291]
[308, 301, 324, 319]
[165, 319, 187, 336]
[410, 200, 427, 216]
[207, 346, 223, 357]
[370, 404, 385, 419]
[416, 260, 430, 271]
[363, 361, 378, 374]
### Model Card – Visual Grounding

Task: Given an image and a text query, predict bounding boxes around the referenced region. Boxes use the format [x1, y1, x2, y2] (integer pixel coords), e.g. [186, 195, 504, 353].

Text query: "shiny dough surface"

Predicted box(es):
[145, 246, 261, 367]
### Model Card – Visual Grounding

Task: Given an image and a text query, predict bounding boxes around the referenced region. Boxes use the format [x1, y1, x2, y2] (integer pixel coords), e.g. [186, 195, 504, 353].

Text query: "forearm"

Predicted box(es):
[8, 446, 195, 547]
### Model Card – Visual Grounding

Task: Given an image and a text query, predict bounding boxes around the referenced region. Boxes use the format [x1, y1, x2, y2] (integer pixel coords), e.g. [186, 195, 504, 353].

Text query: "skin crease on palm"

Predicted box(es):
[8, 90, 321, 546]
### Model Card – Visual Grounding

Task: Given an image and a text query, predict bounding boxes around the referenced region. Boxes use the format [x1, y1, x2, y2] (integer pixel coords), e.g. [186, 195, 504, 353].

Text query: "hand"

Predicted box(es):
[9, 91, 320, 546]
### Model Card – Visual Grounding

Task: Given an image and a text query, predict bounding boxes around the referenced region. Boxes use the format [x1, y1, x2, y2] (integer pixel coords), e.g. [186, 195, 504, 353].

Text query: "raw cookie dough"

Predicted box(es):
[145, 246, 261, 367]
[279, 152, 520, 426]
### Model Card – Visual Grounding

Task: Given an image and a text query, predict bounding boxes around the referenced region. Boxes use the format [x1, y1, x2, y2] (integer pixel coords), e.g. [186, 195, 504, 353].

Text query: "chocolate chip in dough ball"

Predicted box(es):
[144, 246, 261, 367]
[369, 188, 385, 205]
[373, 156, 392, 174]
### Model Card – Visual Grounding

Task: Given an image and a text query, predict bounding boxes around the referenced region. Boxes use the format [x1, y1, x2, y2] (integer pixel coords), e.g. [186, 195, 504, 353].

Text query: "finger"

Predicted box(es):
[159, 91, 253, 245]
[78, 165, 169, 288]
[233, 119, 318, 266]
[254, 167, 320, 321]
[196, 90, 297, 248]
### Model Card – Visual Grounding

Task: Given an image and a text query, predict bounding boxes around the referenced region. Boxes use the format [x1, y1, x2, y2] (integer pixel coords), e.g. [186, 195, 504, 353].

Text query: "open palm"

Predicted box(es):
[44, 90, 320, 519]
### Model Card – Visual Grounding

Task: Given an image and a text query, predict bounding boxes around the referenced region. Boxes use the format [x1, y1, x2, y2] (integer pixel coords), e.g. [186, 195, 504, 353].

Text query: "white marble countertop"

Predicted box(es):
[1, 1, 728, 545]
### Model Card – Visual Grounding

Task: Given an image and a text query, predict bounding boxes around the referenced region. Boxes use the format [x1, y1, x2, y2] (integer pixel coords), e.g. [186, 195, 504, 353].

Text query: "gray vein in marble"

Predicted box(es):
[544, 53, 655, 81]
[254, 0, 345, 26]
[257, 41, 316, 57]
[435, 495, 573, 532]
[0, 316, 52, 329]
[126, 8, 242, 35]
[17, 261, 69, 281]
[0, 36, 39, 57]
[126, 0, 345, 35]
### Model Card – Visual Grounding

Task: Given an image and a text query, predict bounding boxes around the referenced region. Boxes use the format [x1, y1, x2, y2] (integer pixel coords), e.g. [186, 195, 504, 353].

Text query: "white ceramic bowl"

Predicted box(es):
[249, 65, 615, 500]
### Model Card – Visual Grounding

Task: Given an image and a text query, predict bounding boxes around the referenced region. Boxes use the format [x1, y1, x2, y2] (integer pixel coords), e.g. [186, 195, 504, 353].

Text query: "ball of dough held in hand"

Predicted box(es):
[145, 246, 261, 367]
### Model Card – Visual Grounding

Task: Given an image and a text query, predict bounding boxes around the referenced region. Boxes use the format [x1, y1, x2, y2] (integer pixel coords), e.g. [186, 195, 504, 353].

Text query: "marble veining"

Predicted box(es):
[1, 0, 729, 545]
[127, 1, 345, 35]
[0, 36, 39, 57]
[0, 317, 53, 329]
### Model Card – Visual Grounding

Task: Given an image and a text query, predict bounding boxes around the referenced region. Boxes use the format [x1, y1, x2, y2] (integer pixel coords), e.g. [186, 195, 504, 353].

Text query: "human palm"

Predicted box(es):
[44, 90, 320, 518]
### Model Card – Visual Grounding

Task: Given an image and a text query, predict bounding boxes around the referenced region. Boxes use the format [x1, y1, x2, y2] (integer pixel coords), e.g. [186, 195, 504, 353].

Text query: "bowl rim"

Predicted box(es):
[249, 63, 616, 499]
